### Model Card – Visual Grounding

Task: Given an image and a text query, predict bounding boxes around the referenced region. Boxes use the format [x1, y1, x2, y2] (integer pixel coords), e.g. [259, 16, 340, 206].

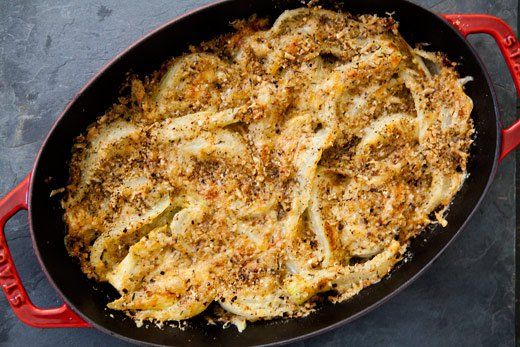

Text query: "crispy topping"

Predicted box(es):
[63, 8, 473, 329]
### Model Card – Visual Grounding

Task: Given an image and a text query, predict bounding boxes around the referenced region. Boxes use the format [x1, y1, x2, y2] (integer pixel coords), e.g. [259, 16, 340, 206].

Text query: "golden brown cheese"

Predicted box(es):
[63, 8, 474, 329]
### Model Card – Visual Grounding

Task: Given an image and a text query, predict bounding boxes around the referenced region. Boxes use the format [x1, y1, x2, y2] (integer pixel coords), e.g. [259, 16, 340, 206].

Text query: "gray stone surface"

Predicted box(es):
[0, 0, 516, 346]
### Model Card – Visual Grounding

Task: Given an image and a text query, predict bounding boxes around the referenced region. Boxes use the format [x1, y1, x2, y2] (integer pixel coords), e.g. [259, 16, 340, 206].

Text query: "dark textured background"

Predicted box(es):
[0, 1, 516, 346]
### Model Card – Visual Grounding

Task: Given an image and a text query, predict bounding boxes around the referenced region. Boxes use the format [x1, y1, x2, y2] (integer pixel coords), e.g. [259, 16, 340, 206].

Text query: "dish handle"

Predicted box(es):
[0, 175, 89, 328]
[443, 14, 520, 161]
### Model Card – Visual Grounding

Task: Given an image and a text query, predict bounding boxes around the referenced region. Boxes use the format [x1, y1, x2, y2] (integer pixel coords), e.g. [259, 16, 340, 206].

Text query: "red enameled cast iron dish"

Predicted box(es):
[1, 0, 520, 345]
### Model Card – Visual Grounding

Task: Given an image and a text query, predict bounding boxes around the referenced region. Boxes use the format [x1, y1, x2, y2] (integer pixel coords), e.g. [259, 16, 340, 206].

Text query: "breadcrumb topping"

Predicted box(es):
[63, 8, 473, 329]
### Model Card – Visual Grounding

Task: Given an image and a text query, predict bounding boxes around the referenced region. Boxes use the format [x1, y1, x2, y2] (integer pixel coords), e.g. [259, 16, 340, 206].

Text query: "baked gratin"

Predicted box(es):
[63, 8, 474, 329]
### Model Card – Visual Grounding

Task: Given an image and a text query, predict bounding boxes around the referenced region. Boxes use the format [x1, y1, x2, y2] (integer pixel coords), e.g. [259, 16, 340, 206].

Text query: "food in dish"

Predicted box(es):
[63, 8, 474, 329]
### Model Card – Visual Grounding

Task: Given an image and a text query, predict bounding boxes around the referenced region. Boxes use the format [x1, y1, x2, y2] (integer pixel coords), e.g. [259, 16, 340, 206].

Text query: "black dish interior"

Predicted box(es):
[29, 0, 500, 345]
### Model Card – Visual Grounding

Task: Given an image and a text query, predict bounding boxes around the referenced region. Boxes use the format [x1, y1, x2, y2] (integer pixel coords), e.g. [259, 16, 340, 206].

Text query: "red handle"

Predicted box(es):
[0, 175, 89, 328]
[443, 14, 520, 161]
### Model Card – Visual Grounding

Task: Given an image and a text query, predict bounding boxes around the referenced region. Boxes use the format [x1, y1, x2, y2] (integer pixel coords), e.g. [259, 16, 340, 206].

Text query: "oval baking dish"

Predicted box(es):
[1, 0, 519, 345]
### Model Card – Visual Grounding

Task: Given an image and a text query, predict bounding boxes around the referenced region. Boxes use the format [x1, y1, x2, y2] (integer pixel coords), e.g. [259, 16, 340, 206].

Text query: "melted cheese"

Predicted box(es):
[63, 8, 474, 329]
